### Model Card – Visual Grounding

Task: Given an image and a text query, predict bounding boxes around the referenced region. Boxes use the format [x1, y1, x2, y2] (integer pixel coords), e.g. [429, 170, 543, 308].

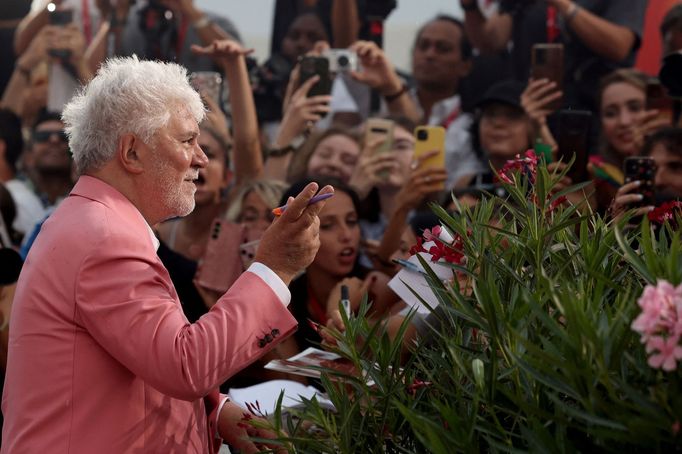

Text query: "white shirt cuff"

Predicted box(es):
[247, 262, 291, 307]
[216, 395, 230, 437]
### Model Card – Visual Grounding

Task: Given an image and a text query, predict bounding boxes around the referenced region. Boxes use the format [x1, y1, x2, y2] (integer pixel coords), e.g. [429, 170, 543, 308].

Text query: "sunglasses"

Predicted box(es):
[32, 130, 68, 143]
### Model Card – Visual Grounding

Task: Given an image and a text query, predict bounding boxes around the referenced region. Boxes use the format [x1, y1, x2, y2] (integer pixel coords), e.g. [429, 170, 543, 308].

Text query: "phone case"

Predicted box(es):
[531, 44, 564, 110]
[556, 110, 592, 182]
[365, 118, 395, 154]
[195, 219, 247, 293]
[414, 126, 446, 189]
[299, 56, 332, 98]
[624, 157, 656, 207]
[49, 9, 73, 25]
[239, 239, 260, 270]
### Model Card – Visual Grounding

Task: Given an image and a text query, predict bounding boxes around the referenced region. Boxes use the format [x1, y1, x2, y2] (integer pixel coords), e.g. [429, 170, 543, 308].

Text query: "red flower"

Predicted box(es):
[648, 201, 682, 224]
[548, 195, 567, 212]
[409, 237, 426, 255]
[406, 379, 432, 396]
[498, 150, 539, 185]
[427, 237, 465, 265]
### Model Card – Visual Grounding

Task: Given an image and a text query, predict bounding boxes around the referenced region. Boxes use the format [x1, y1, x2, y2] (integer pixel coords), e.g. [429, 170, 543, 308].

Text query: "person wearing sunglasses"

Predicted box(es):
[23, 110, 74, 209]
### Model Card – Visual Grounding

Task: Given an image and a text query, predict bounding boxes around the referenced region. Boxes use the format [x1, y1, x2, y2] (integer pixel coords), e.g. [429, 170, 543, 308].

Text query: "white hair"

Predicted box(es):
[62, 56, 205, 175]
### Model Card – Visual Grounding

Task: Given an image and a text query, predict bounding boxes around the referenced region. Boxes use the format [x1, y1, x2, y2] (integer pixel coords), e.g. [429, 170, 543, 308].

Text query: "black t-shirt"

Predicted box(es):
[157, 241, 208, 324]
[499, 0, 648, 110]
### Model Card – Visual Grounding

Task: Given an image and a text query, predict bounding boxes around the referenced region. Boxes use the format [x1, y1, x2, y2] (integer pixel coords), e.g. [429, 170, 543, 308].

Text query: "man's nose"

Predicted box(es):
[194, 144, 209, 168]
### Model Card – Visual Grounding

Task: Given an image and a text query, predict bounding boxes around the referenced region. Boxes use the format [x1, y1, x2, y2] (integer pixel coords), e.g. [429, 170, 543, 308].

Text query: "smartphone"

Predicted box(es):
[239, 239, 260, 270]
[47, 9, 74, 59]
[623, 156, 656, 207]
[531, 43, 564, 111]
[646, 78, 673, 126]
[365, 118, 394, 153]
[49, 9, 73, 26]
[299, 56, 332, 98]
[556, 110, 592, 182]
[194, 219, 247, 293]
[414, 126, 446, 189]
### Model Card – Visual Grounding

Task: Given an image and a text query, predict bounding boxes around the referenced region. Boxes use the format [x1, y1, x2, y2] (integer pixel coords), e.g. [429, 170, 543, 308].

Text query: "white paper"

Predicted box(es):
[228, 379, 334, 414]
[388, 247, 453, 315]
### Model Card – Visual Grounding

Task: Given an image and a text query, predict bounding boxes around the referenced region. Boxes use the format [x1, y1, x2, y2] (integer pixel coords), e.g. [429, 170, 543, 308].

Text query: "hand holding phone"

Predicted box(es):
[623, 156, 656, 207]
[47, 9, 74, 59]
[299, 56, 332, 98]
[531, 44, 564, 111]
[413, 126, 445, 166]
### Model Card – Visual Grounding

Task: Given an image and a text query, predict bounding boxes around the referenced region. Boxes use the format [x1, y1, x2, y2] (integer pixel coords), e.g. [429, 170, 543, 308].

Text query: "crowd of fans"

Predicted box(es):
[2, 0, 682, 440]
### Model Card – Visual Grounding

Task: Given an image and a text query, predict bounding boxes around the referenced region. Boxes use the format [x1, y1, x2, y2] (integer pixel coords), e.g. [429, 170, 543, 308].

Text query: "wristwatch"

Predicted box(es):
[268, 134, 306, 157]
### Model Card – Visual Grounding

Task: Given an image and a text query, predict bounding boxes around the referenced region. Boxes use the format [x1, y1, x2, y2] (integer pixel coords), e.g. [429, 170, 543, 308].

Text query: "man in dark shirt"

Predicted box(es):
[460, 0, 648, 110]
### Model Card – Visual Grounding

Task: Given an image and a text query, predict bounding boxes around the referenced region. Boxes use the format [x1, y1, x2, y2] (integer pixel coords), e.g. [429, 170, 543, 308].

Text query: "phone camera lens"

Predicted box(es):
[416, 129, 428, 141]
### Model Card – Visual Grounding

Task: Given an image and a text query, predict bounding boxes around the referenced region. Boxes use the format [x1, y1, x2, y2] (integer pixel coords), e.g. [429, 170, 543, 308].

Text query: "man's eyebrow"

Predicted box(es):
[180, 130, 199, 140]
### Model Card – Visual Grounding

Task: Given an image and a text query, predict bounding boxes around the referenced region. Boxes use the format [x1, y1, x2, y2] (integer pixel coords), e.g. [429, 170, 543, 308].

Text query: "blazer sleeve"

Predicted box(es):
[74, 229, 297, 401]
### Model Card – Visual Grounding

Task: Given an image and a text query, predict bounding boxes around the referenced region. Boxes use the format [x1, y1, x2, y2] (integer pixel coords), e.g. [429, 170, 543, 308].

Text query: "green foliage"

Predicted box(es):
[264, 160, 682, 452]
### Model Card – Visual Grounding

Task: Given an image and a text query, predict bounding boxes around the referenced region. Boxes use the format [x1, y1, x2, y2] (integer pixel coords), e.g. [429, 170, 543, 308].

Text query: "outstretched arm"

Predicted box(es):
[192, 40, 262, 185]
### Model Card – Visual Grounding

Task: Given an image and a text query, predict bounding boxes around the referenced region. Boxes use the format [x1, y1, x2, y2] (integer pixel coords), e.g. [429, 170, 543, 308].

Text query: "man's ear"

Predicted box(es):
[118, 133, 145, 175]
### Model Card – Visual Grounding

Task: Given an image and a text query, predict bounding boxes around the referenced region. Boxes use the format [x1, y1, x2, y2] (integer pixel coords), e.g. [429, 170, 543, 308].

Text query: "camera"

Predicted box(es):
[416, 129, 428, 141]
[323, 49, 359, 73]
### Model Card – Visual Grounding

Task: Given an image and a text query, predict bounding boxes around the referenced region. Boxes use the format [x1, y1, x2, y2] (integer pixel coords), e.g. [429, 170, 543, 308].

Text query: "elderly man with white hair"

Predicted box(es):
[1, 53, 333, 453]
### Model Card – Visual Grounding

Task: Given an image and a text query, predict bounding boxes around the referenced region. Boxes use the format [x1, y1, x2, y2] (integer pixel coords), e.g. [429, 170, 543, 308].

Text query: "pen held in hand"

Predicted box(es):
[272, 192, 334, 216]
[392, 258, 429, 276]
[340, 284, 351, 317]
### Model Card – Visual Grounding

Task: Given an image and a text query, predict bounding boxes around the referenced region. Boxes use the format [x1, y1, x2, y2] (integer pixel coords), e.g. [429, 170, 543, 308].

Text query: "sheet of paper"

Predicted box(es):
[388, 248, 453, 315]
[228, 379, 334, 413]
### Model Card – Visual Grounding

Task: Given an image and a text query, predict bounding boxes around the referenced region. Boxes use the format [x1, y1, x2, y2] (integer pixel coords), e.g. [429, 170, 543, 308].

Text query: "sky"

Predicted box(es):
[196, 0, 464, 72]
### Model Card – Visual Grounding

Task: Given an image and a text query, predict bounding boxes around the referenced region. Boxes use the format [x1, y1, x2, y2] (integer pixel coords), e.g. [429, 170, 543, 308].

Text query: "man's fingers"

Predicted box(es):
[300, 185, 335, 220]
[278, 183, 319, 222]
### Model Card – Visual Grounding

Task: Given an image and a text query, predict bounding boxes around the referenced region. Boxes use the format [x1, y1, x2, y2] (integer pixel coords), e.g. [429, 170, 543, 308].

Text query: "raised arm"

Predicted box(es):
[549, 0, 636, 62]
[331, 0, 360, 48]
[192, 40, 262, 185]
[459, 0, 513, 54]
[2, 26, 54, 116]
[349, 40, 420, 124]
[14, 0, 51, 56]
[173, 0, 235, 44]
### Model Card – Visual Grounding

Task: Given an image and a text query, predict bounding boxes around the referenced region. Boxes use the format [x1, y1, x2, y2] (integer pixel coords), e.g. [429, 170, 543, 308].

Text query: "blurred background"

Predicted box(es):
[197, 0, 462, 72]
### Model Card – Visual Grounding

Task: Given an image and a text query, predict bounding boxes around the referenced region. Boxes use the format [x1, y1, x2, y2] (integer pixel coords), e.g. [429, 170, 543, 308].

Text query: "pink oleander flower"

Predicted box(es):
[632, 280, 682, 371]
[422, 225, 442, 242]
[646, 335, 682, 371]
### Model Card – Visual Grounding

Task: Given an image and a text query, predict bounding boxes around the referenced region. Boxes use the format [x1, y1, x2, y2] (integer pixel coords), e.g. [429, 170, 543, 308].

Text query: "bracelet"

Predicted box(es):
[192, 15, 211, 29]
[461, 1, 479, 12]
[384, 84, 408, 103]
[565, 2, 580, 24]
